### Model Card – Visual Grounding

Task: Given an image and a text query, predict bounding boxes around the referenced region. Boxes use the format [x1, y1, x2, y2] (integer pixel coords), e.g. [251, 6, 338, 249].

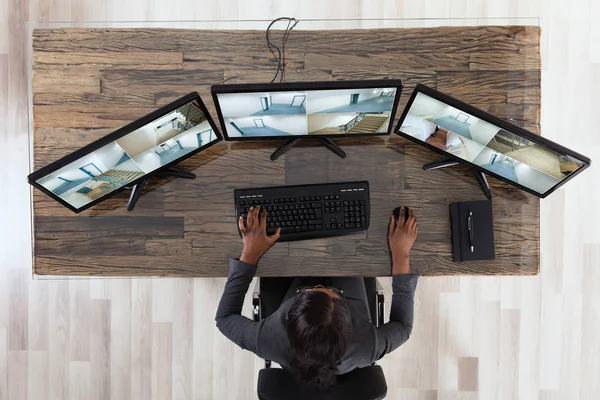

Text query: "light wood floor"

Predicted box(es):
[1, 1, 599, 399]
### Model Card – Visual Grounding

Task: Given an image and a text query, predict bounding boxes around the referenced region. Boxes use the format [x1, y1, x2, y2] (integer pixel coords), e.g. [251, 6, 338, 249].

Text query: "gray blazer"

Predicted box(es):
[215, 258, 418, 374]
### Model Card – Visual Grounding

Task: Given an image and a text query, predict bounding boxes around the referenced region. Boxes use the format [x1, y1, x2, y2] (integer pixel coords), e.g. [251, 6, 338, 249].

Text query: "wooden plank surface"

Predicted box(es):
[31, 26, 541, 277]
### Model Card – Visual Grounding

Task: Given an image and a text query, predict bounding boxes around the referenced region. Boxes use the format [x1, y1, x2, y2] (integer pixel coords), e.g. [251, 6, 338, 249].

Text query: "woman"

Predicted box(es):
[215, 205, 419, 390]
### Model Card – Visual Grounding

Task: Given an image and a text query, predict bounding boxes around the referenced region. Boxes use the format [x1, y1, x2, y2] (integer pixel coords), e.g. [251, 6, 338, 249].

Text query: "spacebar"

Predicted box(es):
[267, 227, 295, 235]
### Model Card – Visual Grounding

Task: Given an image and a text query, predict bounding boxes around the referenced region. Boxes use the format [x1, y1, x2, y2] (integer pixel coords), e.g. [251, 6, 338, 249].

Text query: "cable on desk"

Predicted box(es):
[266, 17, 299, 83]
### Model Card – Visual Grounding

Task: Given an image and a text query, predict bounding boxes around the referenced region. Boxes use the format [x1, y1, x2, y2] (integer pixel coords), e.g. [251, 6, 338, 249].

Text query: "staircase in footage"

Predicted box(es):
[346, 115, 389, 133]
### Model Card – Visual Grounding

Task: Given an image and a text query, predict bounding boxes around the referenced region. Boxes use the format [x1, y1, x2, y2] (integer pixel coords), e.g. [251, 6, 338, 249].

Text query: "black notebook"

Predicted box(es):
[450, 200, 495, 262]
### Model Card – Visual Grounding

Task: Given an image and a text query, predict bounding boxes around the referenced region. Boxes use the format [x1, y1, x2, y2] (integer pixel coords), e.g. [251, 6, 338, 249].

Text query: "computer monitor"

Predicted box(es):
[395, 84, 591, 198]
[212, 80, 403, 160]
[28, 92, 223, 213]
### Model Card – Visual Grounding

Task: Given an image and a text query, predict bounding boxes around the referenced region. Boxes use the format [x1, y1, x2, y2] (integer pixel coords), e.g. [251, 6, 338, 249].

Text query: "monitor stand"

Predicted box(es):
[423, 157, 492, 199]
[270, 137, 347, 161]
[127, 166, 196, 211]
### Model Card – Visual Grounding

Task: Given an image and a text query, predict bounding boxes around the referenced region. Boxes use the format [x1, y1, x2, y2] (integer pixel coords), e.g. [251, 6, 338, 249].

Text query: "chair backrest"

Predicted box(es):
[257, 365, 387, 400]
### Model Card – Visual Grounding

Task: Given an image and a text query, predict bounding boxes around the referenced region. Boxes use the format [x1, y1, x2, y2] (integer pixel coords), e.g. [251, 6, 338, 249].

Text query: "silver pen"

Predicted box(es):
[467, 211, 474, 253]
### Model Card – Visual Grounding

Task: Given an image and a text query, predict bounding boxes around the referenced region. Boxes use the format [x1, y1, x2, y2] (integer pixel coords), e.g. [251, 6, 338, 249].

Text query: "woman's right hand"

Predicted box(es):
[388, 207, 418, 274]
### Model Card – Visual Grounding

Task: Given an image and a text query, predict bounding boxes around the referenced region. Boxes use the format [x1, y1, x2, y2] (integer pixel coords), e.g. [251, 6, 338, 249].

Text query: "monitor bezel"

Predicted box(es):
[393, 84, 591, 199]
[211, 79, 403, 141]
[27, 92, 224, 213]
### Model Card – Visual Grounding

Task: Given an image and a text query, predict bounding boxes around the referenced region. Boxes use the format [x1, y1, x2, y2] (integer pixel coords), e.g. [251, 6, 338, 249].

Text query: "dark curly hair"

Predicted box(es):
[286, 290, 353, 390]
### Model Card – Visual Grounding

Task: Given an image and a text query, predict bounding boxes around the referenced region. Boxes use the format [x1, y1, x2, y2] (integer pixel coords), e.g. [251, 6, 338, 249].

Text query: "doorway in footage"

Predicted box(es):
[117, 100, 218, 173]
[218, 91, 308, 137]
[37, 141, 145, 209]
[36, 99, 219, 209]
[400, 92, 586, 194]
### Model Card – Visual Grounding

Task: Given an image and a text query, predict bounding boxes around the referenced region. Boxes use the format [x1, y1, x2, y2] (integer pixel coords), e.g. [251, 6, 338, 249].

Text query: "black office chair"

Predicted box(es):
[252, 277, 387, 400]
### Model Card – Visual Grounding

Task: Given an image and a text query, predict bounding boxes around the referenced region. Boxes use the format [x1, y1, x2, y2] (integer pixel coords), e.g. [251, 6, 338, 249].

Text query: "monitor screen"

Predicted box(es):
[396, 86, 590, 197]
[30, 94, 221, 212]
[212, 81, 402, 139]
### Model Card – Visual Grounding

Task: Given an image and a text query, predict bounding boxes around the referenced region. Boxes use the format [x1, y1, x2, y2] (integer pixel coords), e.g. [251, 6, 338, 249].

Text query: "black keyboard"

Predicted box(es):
[234, 181, 370, 242]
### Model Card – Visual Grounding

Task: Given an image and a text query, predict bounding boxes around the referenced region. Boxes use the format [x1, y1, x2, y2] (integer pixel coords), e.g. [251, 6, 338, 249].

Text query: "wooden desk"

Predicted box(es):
[31, 26, 541, 277]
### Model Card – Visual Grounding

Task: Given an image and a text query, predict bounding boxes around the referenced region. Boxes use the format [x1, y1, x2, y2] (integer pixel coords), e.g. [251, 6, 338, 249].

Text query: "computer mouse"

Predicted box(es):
[392, 207, 410, 224]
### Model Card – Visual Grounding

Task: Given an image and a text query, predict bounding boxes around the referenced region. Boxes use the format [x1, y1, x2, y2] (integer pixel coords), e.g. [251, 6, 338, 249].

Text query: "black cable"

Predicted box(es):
[265, 17, 298, 83]
[281, 18, 299, 82]
[280, 18, 292, 82]
[266, 19, 283, 83]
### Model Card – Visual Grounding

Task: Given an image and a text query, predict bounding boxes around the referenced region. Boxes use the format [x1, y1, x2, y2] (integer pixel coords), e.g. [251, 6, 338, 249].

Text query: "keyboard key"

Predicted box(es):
[346, 223, 355, 228]
[330, 218, 337, 224]
[325, 224, 330, 229]
[281, 227, 295, 234]
[295, 226, 302, 232]
[337, 223, 343, 229]
[302, 226, 308, 232]
[274, 199, 280, 204]
[315, 210, 322, 218]
[336, 207, 341, 212]
[309, 220, 321, 225]
[316, 196, 321, 200]
[239, 201, 246, 206]
[335, 195, 340, 199]
[311, 203, 322, 208]
[316, 225, 323, 230]
[324, 196, 330, 200]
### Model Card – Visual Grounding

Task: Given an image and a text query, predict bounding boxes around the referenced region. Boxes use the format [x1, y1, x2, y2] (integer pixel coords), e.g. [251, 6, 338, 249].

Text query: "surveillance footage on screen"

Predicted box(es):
[400, 92, 586, 194]
[37, 99, 219, 209]
[216, 87, 397, 138]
